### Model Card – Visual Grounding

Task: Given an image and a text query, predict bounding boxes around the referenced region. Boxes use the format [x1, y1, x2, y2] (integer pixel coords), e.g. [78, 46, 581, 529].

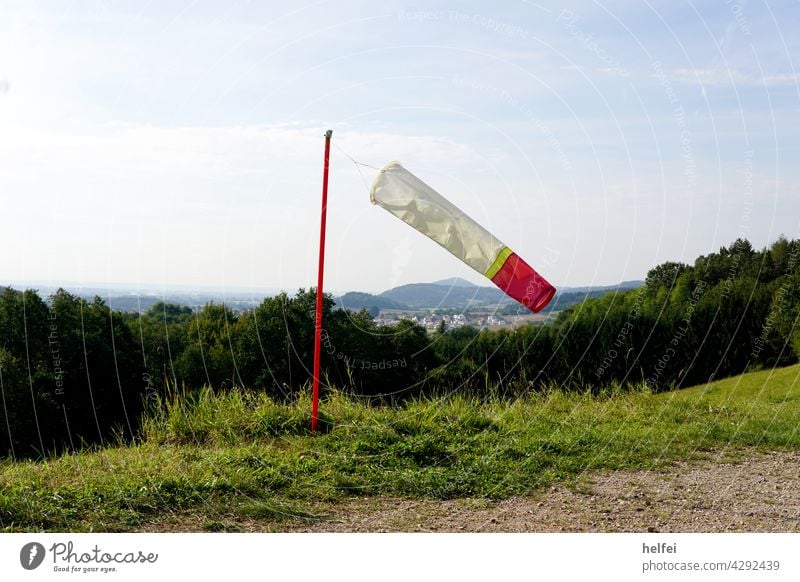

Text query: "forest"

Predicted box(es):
[1, 237, 799, 458]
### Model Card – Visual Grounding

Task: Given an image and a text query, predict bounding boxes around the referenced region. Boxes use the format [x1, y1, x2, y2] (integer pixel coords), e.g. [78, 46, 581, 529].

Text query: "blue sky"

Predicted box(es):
[1, 0, 799, 293]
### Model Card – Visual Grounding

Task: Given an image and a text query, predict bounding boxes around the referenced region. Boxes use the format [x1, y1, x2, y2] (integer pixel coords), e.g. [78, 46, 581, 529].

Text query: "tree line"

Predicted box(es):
[1, 237, 799, 458]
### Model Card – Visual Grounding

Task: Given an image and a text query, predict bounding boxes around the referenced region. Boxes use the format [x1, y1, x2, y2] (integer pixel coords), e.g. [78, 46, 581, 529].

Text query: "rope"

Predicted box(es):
[332, 142, 385, 195]
[333, 143, 385, 171]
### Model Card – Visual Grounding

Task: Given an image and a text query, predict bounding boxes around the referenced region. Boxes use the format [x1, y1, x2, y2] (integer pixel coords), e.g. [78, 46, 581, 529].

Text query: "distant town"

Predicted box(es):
[374, 309, 551, 331]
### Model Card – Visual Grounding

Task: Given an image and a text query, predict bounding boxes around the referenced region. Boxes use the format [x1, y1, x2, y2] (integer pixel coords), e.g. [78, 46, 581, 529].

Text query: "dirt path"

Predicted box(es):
[284, 449, 800, 532]
[142, 449, 800, 532]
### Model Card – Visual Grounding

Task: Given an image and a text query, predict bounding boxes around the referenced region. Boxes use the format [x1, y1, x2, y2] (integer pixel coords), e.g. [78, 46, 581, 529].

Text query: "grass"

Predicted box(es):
[1, 364, 799, 532]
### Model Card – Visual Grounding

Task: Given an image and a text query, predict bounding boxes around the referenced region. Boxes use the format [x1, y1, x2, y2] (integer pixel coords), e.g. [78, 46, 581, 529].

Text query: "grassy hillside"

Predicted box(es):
[1, 364, 799, 532]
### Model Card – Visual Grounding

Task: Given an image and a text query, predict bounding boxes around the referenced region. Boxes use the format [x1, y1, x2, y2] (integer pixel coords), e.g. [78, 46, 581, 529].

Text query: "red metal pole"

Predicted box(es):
[311, 129, 332, 432]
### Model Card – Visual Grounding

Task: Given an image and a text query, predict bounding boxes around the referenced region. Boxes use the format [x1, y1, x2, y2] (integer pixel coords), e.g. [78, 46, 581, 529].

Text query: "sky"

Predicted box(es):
[1, 0, 799, 294]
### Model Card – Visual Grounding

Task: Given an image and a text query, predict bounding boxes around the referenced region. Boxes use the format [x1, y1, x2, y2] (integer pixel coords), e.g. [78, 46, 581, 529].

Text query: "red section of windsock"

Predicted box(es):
[490, 252, 556, 313]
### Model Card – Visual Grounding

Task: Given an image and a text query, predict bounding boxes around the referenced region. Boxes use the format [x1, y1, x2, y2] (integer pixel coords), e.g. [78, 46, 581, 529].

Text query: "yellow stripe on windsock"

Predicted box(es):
[484, 246, 513, 280]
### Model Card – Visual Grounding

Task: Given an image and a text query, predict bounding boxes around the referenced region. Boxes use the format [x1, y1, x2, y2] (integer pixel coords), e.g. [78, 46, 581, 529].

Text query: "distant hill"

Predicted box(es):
[337, 278, 645, 312]
[380, 282, 510, 308]
[336, 292, 408, 311]
[432, 277, 480, 287]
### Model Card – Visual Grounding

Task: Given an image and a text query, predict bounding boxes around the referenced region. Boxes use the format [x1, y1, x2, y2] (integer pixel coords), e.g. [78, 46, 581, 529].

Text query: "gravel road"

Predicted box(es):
[286, 449, 800, 532]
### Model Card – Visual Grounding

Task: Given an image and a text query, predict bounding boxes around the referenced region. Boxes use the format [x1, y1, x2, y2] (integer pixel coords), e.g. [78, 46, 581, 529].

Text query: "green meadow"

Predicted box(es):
[2, 364, 799, 532]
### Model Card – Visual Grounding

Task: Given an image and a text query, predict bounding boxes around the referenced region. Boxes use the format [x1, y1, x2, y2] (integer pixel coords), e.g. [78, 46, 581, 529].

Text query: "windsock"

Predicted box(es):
[370, 161, 556, 312]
